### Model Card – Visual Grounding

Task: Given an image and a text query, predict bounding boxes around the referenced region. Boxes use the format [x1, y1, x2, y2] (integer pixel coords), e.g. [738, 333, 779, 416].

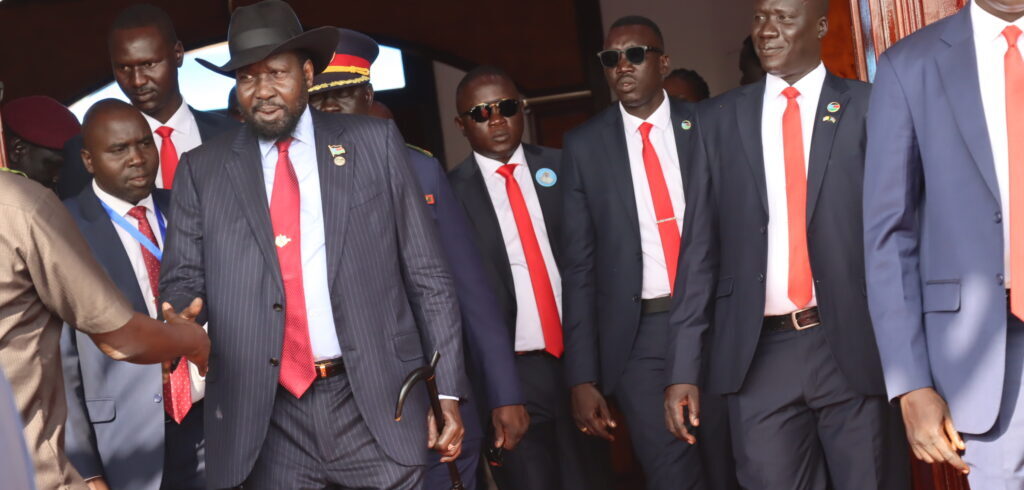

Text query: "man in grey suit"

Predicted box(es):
[864, 0, 1024, 486]
[159, 1, 466, 488]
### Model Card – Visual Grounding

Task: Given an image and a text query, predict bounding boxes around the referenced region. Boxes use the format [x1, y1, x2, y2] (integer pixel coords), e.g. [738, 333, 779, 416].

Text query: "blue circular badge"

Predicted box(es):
[535, 168, 557, 187]
[681, 120, 692, 131]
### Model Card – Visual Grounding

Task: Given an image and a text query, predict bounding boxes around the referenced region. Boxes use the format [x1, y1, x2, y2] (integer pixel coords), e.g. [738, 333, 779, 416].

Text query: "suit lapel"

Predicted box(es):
[937, 7, 1000, 204]
[736, 81, 769, 213]
[601, 109, 642, 234]
[669, 100, 696, 189]
[806, 73, 850, 224]
[189, 106, 213, 142]
[523, 146, 561, 263]
[226, 127, 283, 292]
[451, 155, 516, 301]
[311, 111, 352, 288]
[78, 186, 148, 310]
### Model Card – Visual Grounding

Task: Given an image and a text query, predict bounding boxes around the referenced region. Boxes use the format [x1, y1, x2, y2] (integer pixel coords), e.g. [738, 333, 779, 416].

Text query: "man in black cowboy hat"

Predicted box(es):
[159, 1, 467, 488]
[310, 29, 531, 490]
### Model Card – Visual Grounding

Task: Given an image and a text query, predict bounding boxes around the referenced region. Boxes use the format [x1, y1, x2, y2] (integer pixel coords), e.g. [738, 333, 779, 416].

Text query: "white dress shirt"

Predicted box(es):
[761, 63, 826, 316]
[92, 180, 205, 401]
[619, 91, 685, 299]
[143, 100, 203, 189]
[973, 1, 1024, 285]
[258, 107, 343, 361]
[476, 145, 561, 352]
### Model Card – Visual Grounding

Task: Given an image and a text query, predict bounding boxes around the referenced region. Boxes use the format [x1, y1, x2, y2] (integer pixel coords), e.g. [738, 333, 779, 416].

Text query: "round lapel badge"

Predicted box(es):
[535, 168, 557, 187]
[680, 120, 692, 131]
[827, 102, 841, 113]
[334, 156, 346, 166]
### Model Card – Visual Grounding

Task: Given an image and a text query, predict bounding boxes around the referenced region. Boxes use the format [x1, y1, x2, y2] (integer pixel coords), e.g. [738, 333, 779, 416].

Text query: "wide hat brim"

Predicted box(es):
[197, 26, 339, 77]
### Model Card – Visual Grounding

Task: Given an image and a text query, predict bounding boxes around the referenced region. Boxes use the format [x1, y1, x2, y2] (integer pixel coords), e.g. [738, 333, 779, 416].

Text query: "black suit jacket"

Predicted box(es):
[668, 73, 886, 396]
[560, 98, 698, 393]
[447, 144, 563, 344]
[57, 106, 238, 199]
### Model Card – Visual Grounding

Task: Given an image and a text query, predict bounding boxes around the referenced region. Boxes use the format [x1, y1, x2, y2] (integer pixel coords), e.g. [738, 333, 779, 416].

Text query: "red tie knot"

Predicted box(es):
[155, 126, 173, 139]
[275, 137, 294, 154]
[639, 121, 654, 139]
[127, 205, 147, 221]
[782, 86, 801, 100]
[1005, 25, 1023, 48]
[496, 163, 518, 179]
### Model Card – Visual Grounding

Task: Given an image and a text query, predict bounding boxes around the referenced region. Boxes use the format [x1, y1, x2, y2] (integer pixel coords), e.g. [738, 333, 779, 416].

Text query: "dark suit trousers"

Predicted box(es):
[161, 399, 206, 490]
[421, 398, 482, 490]
[727, 326, 888, 490]
[612, 311, 704, 490]
[240, 372, 420, 490]
[491, 352, 598, 490]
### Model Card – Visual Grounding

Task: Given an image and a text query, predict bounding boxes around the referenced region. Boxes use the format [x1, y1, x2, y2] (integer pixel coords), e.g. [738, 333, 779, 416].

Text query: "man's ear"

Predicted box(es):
[365, 84, 375, 105]
[454, 115, 466, 136]
[173, 40, 185, 68]
[81, 149, 95, 175]
[303, 59, 315, 88]
[7, 137, 25, 165]
[660, 53, 672, 77]
[818, 17, 829, 39]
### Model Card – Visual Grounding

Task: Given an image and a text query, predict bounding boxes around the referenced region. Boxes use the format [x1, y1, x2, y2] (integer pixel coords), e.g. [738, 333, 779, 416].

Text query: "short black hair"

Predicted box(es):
[609, 15, 664, 47]
[666, 68, 710, 101]
[455, 65, 518, 103]
[109, 4, 178, 45]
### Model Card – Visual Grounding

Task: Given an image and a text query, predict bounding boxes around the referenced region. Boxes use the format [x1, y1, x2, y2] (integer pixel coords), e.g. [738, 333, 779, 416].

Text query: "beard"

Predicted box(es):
[244, 93, 307, 141]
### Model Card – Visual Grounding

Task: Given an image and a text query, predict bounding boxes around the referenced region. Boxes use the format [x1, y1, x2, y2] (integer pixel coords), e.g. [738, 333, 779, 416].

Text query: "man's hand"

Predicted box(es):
[85, 477, 110, 490]
[427, 399, 464, 463]
[162, 298, 209, 376]
[664, 383, 700, 444]
[492, 404, 529, 450]
[571, 383, 616, 441]
[900, 387, 968, 474]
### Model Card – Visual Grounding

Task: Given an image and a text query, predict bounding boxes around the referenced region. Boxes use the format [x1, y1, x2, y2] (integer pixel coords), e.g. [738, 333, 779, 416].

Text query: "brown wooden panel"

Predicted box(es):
[823, 0, 860, 79]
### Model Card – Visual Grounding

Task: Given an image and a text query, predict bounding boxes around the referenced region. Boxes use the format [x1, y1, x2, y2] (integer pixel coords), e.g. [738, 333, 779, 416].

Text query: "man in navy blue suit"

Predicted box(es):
[308, 29, 529, 490]
[61, 99, 206, 490]
[58, 4, 237, 199]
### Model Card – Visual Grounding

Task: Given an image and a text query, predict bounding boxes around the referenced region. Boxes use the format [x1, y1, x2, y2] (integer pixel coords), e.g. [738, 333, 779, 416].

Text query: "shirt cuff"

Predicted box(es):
[438, 395, 459, 401]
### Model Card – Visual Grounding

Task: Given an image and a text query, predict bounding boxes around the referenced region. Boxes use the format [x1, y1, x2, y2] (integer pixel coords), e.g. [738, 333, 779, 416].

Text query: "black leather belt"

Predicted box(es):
[762, 306, 821, 333]
[314, 357, 345, 379]
[641, 296, 673, 315]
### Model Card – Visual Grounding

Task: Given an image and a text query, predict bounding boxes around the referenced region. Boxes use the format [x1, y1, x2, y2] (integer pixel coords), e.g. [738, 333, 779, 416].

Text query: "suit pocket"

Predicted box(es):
[715, 277, 734, 298]
[923, 279, 961, 313]
[351, 186, 385, 208]
[85, 398, 115, 423]
[393, 332, 425, 361]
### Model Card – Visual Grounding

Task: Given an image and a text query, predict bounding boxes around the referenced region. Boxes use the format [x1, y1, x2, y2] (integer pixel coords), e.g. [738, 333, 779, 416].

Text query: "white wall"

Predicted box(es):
[599, 0, 755, 97]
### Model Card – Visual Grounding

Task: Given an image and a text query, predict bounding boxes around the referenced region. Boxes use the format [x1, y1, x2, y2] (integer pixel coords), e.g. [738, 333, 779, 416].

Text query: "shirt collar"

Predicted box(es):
[764, 62, 827, 101]
[474, 144, 527, 176]
[142, 99, 196, 136]
[92, 179, 156, 218]
[971, 0, 1024, 43]
[259, 105, 314, 160]
[619, 90, 672, 134]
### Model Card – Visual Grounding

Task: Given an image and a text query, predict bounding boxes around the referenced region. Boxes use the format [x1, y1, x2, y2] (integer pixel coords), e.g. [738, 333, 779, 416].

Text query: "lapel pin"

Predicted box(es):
[822, 115, 837, 124]
[424, 194, 436, 205]
[328, 144, 347, 166]
[535, 168, 557, 187]
[827, 101, 841, 113]
[680, 120, 693, 131]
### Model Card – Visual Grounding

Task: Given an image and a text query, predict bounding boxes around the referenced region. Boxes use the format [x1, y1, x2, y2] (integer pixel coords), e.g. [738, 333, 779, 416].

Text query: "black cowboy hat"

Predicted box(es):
[197, 0, 339, 77]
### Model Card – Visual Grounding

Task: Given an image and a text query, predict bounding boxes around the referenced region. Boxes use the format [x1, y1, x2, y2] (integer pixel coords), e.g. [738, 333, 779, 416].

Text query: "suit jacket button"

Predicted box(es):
[269, 358, 280, 366]
[996, 212, 1003, 223]
[273, 303, 283, 312]
[632, 295, 641, 303]
[154, 394, 162, 403]
[759, 225, 766, 234]
[998, 274, 1005, 286]
[758, 273, 765, 282]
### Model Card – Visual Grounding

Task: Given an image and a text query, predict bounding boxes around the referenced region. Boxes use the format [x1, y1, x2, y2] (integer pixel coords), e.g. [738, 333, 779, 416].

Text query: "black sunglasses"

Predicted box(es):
[461, 98, 521, 123]
[597, 45, 663, 68]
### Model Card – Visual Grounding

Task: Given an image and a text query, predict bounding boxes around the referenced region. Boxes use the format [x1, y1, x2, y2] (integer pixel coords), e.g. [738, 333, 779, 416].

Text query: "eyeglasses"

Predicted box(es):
[597, 46, 663, 68]
[461, 98, 521, 123]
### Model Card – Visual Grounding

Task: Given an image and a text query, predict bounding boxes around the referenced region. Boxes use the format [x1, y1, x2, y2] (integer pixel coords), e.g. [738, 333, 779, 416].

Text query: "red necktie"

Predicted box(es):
[496, 164, 563, 358]
[270, 138, 316, 397]
[155, 126, 179, 189]
[638, 122, 681, 292]
[781, 87, 813, 308]
[127, 206, 192, 423]
[1005, 26, 1024, 319]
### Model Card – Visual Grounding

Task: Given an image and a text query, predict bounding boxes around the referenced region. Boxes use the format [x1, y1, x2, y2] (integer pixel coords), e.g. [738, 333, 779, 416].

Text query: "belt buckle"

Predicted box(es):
[315, 362, 328, 378]
[790, 307, 820, 330]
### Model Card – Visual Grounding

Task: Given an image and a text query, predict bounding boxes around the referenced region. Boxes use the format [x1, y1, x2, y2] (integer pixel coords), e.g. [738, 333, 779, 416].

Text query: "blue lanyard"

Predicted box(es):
[100, 200, 166, 261]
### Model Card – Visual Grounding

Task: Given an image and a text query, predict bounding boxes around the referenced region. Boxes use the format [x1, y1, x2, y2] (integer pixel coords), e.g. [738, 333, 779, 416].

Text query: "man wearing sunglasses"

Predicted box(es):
[666, 0, 908, 488]
[560, 15, 735, 490]
[448, 66, 601, 490]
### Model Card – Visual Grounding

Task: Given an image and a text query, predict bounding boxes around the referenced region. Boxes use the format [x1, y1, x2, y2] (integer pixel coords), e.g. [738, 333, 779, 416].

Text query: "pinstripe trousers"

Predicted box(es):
[236, 372, 422, 490]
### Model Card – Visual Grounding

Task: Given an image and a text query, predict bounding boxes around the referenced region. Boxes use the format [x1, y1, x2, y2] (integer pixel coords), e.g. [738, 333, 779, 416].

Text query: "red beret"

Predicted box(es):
[1, 96, 81, 150]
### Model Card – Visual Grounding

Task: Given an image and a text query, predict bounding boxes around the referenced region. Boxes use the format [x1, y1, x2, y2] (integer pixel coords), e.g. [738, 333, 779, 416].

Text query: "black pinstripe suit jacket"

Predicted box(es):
[159, 109, 466, 488]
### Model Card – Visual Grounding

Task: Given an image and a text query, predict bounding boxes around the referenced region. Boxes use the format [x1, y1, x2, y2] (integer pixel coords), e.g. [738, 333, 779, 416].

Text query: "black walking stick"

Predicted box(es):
[395, 351, 464, 489]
